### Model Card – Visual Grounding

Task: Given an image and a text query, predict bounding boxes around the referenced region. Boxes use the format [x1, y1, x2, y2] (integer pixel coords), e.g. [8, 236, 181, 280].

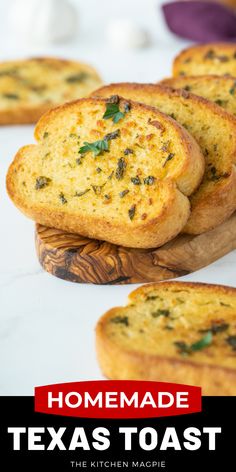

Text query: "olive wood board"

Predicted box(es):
[35, 213, 236, 285]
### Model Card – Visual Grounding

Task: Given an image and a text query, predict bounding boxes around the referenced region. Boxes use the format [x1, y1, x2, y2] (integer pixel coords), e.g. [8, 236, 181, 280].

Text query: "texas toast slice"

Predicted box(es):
[0, 57, 102, 124]
[173, 43, 236, 77]
[6, 97, 204, 249]
[93, 83, 236, 234]
[96, 281, 236, 395]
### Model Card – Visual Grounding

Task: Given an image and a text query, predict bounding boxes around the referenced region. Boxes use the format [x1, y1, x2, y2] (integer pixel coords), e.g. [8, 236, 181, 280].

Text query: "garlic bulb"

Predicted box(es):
[106, 19, 150, 50]
[8, 0, 78, 44]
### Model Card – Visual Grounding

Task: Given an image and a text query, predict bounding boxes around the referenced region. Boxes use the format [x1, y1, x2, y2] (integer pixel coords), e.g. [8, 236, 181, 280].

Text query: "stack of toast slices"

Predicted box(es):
[4, 44, 236, 393]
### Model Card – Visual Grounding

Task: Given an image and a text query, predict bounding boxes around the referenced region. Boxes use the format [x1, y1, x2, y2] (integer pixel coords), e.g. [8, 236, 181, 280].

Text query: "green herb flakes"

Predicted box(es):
[128, 205, 136, 221]
[104, 130, 120, 141]
[200, 322, 229, 335]
[163, 153, 175, 167]
[65, 72, 89, 83]
[144, 176, 155, 185]
[103, 102, 125, 123]
[226, 336, 236, 351]
[115, 158, 126, 180]
[35, 176, 51, 190]
[124, 148, 134, 155]
[124, 101, 131, 112]
[119, 189, 129, 198]
[92, 183, 106, 195]
[151, 309, 170, 318]
[3, 93, 19, 100]
[175, 332, 212, 356]
[74, 189, 91, 197]
[131, 176, 141, 185]
[43, 132, 49, 139]
[79, 139, 109, 157]
[59, 193, 67, 205]
[111, 316, 129, 327]
[229, 82, 236, 95]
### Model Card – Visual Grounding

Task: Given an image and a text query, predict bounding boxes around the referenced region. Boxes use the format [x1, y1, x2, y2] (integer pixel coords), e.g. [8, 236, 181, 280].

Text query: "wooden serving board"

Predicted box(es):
[35, 213, 236, 285]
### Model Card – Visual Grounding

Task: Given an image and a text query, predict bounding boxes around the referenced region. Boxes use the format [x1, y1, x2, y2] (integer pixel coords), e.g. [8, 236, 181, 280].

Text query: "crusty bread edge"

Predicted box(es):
[159, 74, 236, 88]
[184, 166, 236, 234]
[172, 42, 236, 77]
[96, 281, 236, 396]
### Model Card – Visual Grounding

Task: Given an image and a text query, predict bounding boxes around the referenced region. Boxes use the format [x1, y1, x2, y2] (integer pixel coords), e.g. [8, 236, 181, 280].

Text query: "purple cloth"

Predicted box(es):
[162, 1, 236, 42]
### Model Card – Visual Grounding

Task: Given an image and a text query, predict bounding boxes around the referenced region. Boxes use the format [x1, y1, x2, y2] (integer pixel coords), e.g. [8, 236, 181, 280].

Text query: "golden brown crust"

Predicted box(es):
[93, 81, 236, 141]
[184, 166, 236, 234]
[0, 57, 102, 125]
[173, 43, 236, 77]
[7, 97, 205, 249]
[93, 82, 236, 234]
[0, 104, 52, 125]
[96, 282, 236, 395]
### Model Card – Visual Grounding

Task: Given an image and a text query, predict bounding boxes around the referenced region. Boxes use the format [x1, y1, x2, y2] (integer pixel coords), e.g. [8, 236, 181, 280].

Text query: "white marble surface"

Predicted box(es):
[0, 0, 235, 395]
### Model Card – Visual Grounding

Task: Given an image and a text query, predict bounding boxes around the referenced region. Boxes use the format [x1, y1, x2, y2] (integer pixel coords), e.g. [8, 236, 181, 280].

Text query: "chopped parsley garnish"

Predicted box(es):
[229, 81, 236, 95]
[124, 148, 134, 155]
[144, 176, 155, 185]
[35, 176, 51, 190]
[131, 176, 141, 185]
[119, 189, 129, 198]
[3, 93, 19, 99]
[59, 193, 67, 205]
[43, 132, 49, 139]
[175, 332, 212, 356]
[151, 309, 170, 318]
[79, 139, 109, 156]
[163, 153, 175, 167]
[103, 102, 125, 123]
[65, 72, 89, 83]
[74, 189, 91, 197]
[92, 183, 106, 195]
[115, 158, 126, 180]
[226, 336, 236, 351]
[111, 316, 129, 326]
[128, 204, 136, 221]
[104, 130, 120, 141]
[200, 322, 229, 335]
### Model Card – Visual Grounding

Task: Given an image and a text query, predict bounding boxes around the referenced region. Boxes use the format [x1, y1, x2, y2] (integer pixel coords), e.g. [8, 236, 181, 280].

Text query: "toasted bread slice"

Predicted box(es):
[96, 281, 236, 395]
[93, 83, 236, 234]
[6, 97, 204, 249]
[160, 75, 236, 116]
[0, 57, 102, 125]
[173, 43, 236, 77]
